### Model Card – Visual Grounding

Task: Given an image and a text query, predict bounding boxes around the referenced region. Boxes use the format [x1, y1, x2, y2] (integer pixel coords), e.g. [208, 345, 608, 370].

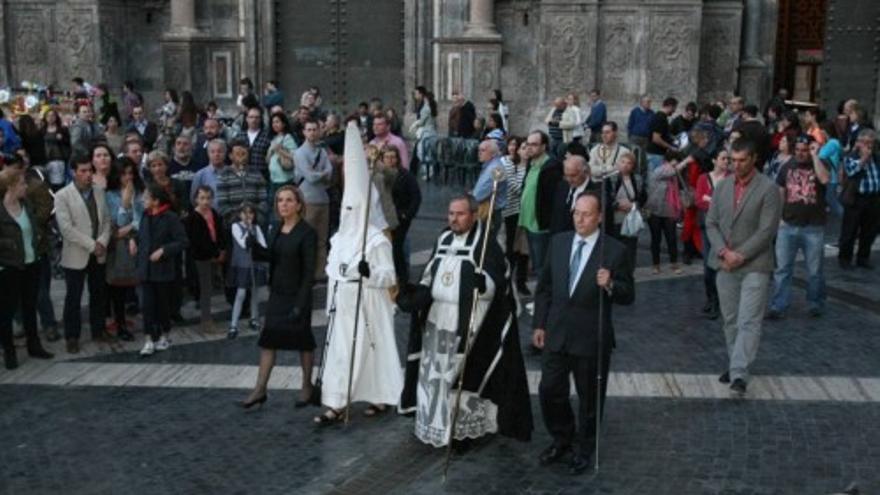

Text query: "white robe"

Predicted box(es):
[321, 231, 402, 409]
[415, 230, 498, 447]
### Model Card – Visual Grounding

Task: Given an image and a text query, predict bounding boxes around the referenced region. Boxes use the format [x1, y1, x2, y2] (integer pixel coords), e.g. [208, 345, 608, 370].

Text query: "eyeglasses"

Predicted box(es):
[526, 142, 541, 147]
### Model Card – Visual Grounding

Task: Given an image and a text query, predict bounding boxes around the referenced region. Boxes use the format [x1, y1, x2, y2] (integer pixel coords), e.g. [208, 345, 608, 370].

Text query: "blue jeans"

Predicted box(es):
[647, 153, 664, 172]
[526, 231, 550, 280]
[37, 255, 58, 330]
[769, 223, 826, 313]
[825, 183, 844, 218]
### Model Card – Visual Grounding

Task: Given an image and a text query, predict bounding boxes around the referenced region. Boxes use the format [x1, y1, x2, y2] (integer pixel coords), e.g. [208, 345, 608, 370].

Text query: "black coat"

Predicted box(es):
[0, 201, 41, 269]
[126, 121, 159, 151]
[534, 232, 634, 357]
[191, 134, 213, 170]
[530, 157, 563, 232]
[391, 168, 421, 230]
[136, 209, 188, 282]
[183, 208, 226, 261]
[548, 179, 603, 234]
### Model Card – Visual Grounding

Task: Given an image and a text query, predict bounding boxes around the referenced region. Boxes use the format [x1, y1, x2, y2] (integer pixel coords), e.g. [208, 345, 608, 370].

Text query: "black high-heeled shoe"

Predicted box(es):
[240, 394, 268, 410]
[294, 388, 315, 409]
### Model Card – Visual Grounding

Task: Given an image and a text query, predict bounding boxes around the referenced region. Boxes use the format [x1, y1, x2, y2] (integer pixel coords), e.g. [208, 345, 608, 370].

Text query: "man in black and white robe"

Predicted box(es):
[398, 194, 532, 447]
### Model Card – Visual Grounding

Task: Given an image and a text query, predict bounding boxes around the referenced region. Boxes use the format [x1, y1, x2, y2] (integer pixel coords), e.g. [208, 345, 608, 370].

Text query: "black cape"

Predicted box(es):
[397, 221, 533, 442]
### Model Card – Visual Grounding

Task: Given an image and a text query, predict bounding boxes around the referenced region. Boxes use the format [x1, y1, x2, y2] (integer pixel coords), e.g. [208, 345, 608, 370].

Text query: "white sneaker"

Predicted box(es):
[140, 339, 155, 357]
[155, 336, 171, 351]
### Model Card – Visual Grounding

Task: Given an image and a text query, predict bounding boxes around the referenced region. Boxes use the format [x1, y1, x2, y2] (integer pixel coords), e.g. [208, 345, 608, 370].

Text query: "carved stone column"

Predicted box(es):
[169, 0, 198, 36]
[738, 0, 768, 104]
[162, 0, 201, 91]
[433, 0, 503, 123]
[464, 0, 501, 39]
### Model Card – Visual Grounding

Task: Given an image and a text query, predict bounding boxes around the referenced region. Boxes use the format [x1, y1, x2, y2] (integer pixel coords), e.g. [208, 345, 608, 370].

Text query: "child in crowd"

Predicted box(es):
[227, 202, 267, 339]
[184, 186, 226, 334]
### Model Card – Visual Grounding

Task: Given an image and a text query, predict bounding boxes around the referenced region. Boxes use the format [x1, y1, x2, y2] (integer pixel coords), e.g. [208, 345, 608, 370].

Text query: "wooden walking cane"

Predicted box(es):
[343, 159, 375, 425]
[442, 167, 505, 482]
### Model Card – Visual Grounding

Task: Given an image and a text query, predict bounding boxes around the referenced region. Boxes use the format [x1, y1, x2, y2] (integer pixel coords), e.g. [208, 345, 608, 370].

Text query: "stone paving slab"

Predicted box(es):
[1, 385, 875, 495]
[5, 361, 880, 403]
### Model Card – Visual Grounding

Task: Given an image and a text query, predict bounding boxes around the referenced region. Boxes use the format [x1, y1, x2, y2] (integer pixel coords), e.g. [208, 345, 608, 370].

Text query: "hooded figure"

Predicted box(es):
[315, 122, 402, 423]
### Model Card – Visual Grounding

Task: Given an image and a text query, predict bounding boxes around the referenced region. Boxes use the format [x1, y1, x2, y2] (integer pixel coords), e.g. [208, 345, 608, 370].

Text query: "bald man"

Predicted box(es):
[472, 139, 508, 234]
[549, 155, 602, 234]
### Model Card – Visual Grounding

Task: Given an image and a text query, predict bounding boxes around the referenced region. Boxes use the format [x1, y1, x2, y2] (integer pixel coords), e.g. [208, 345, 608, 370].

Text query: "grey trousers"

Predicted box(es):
[305, 203, 329, 281]
[716, 270, 770, 382]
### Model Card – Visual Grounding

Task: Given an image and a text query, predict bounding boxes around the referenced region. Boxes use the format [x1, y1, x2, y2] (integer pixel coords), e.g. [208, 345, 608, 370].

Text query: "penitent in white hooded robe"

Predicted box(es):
[320, 122, 402, 409]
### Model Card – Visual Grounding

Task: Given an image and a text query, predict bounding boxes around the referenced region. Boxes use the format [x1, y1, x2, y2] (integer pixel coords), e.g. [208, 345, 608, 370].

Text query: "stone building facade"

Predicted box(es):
[0, 0, 877, 134]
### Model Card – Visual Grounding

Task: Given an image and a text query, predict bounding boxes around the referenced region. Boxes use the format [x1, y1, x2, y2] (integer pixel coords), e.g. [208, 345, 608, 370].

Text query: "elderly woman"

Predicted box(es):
[610, 151, 646, 270]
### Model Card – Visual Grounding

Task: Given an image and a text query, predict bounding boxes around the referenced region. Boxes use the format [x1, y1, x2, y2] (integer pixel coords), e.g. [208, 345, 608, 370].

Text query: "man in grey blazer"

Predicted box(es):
[54, 154, 112, 353]
[705, 139, 782, 396]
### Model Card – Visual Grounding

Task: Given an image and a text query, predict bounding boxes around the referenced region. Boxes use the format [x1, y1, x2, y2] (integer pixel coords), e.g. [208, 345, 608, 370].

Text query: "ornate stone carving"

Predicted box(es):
[474, 54, 496, 94]
[164, 47, 190, 90]
[699, 15, 740, 102]
[647, 16, 698, 100]
[10, 9, 50, 84]
[600, 17, 634, 101]
[55, 9, 98, 82]
[546, 14, 587, 96]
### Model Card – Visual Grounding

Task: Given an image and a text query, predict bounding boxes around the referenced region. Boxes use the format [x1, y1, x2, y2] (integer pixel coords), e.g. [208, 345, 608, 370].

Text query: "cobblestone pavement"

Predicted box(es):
[1, 181, 878, 494]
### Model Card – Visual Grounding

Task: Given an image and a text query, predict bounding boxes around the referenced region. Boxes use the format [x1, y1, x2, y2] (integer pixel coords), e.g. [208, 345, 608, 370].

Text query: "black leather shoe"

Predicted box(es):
[538, 444, 570, 466]
[3, 348, 18, 370]
[730, 378, 747, 396]
[117, 328, 135, 342]
[568, 452, 590, 475]
[856, 260, 874, 270]
[27, 346, 54, 359]
[718, 371, 730, 384]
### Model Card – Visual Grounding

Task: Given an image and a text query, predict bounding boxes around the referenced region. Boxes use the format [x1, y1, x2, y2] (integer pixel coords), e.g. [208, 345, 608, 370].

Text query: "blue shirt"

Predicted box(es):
[586, 101, 607, 134]
[819, 139, 843, 184]
[0, 119, 21, 154]
[472, 157, 507, 210]
[106, 189, 145, 231]
[14, 209, 35, 264]
[844, 155, 880, 195]
[190, 164, 225, 208]
[627, 106, 654, 138]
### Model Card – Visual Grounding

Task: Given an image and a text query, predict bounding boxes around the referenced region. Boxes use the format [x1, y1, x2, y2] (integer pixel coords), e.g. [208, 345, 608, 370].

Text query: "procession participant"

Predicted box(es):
[398, 193, 532, 448]
[313, 122, 402, 425]
[533, 192, 635, 475]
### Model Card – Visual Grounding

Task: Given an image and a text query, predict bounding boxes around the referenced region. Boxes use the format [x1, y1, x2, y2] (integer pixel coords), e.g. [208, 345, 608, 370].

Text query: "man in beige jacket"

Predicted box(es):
[54, 154, 112, 353]
[705, 139, 781, 397]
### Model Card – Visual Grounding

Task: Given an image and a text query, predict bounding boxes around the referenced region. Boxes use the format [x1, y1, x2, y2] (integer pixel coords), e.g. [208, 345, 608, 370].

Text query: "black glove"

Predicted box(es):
[474, 271, 487, 294]
[358, 260, 371, 278]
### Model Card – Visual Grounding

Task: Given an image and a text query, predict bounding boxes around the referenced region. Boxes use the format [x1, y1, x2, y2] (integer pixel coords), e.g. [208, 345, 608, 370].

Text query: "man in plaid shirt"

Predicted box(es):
[839, 128, 880, 270]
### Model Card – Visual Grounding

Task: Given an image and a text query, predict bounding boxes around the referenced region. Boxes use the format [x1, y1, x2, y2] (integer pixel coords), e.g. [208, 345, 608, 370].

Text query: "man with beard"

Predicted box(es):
[398, 194, 532, 449]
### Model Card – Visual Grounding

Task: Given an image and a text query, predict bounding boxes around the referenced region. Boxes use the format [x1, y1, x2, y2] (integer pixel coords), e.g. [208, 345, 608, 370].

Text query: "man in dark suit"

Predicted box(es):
[549, 155, 601, 234]
[126, 104, 159, 152]
[533, 192, 635, 475]
[192, 118, 223, 170]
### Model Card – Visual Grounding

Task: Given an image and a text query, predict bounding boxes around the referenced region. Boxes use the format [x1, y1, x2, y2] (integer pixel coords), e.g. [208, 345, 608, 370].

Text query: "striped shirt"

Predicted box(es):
[843, 155, 880, 195]
[501, 156, 526, 218]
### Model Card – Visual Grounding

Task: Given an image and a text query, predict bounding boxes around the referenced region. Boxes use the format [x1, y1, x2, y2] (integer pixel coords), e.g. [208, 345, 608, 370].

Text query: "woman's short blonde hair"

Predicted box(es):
[274, 184, 306, 218]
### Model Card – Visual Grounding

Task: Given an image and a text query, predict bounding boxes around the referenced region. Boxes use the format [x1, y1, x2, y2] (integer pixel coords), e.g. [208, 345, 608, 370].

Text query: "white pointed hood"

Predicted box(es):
[326, 122, 387, 280]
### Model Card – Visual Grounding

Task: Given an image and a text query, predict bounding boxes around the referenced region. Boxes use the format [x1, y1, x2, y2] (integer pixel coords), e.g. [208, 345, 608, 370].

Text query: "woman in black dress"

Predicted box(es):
[240, 184, 317, 409]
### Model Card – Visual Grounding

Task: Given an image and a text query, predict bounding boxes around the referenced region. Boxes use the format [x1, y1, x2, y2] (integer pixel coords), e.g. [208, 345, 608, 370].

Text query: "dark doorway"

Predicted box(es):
[774, 0, 827, 102]
[274, 0, 406, 114]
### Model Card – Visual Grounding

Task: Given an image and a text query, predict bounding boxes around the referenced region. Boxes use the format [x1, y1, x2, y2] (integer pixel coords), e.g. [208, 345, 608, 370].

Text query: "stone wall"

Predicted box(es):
[490, 0, 715, 137]
[0, 0, 242, 113]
